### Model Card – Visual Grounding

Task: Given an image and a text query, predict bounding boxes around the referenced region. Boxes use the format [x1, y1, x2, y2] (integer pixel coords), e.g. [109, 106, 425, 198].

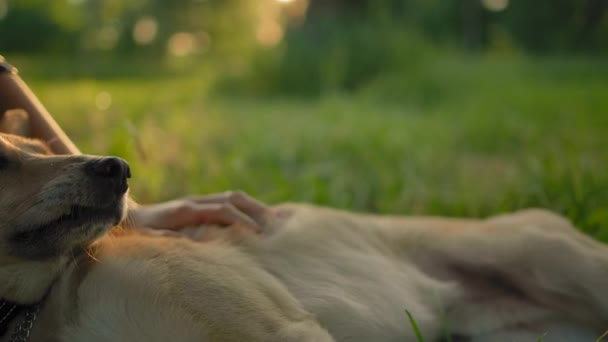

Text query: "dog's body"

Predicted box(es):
[1, 132, 607, 342]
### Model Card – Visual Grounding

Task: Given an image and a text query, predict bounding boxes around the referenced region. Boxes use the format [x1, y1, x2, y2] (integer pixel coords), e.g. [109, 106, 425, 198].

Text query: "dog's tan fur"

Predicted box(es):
[1, 131, 607, 342]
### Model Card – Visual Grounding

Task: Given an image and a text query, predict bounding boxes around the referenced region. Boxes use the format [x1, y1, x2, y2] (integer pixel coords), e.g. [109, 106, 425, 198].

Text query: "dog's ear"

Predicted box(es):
[0, 109, 31, 137]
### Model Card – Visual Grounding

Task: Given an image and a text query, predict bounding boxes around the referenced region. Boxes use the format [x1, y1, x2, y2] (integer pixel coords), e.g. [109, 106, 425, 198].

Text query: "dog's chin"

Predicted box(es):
[62, 202, 126, 240]
[9, 197, 127, 259]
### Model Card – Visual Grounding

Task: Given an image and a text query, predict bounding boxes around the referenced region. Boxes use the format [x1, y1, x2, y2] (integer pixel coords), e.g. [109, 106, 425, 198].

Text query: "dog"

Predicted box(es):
[1, 129, 607, 342]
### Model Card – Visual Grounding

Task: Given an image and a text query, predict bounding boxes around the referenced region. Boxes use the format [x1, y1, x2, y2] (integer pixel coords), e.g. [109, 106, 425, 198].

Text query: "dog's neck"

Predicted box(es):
[0, 260, 61, 342]
[0, 256, 71, 342]
[0, 258, 68, 304]
[0, 253, 93, 342]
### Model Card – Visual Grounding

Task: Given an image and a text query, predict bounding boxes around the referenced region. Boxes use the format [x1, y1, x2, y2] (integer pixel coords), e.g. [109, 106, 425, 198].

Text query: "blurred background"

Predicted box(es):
[2, 0, 608, 239]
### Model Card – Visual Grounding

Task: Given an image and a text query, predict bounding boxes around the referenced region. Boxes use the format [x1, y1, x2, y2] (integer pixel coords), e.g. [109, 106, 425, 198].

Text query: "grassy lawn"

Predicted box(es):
[12, 55, 608, 241]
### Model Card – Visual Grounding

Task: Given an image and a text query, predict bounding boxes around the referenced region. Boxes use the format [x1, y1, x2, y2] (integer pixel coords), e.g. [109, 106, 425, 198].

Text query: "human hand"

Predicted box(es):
[128, 191, 270, 237]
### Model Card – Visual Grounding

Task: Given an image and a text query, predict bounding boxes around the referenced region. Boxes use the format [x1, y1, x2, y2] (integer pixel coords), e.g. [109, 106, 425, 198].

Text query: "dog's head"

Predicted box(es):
[0, 132, 130, 302]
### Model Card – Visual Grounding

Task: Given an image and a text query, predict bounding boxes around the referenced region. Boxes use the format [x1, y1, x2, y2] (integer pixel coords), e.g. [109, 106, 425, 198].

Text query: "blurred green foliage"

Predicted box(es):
[14, 55, 608, 241]
[0, 0, 260, 57]
[2, 0, 607, 97]
[2, 0, 606, 54]
[2, 0, 608, 238]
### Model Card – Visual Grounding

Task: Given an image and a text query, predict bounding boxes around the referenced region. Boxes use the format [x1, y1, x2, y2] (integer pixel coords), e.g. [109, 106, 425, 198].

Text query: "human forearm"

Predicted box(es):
[0, 56, 80, 155]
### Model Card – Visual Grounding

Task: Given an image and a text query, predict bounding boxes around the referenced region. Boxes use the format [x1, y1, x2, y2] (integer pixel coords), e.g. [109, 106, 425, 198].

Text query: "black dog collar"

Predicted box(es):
[0, 300, 25, 337]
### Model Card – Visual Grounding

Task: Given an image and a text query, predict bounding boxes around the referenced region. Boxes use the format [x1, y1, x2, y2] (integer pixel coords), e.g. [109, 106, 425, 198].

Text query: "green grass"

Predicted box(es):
[405, 310, 425, 342]
[11, 54, 608, 241]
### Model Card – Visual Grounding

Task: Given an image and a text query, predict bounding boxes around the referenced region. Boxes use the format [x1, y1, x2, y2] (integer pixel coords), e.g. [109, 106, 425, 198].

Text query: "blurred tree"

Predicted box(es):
[576, 0, 608, 49]
[0, 0, 606, 56]
[0, 0, 263, 60]
[461, 0, 483, 51]
[0, 0, 81, 53]
[301, 0, 607, 53]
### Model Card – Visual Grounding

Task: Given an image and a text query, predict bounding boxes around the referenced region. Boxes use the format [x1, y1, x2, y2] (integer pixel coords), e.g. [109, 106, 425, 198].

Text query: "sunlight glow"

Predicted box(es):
[276, 0, 294, 3]
[481, 0, 509, 12]
[133, 16, 158, 45]
[285, 0, 309, 21]
[256, 20, 284, 47]
[168, 32, 196, 56]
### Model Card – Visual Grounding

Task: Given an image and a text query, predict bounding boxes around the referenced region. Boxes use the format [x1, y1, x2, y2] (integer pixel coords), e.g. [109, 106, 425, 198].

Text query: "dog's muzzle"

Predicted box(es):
[85, 157, 131, 195]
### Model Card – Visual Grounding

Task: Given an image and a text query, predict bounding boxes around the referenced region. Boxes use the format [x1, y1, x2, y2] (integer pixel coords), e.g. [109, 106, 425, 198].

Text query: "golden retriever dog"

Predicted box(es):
[1, 130, 607, 342]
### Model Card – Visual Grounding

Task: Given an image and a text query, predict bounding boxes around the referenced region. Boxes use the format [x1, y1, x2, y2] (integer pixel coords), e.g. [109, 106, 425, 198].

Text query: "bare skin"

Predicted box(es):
[0, 58, 79, 155]
[128, 191, 271, 237]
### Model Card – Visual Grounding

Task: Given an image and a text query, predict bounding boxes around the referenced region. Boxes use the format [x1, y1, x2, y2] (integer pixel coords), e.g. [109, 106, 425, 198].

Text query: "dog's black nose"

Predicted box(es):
[87, 157, 131, 181]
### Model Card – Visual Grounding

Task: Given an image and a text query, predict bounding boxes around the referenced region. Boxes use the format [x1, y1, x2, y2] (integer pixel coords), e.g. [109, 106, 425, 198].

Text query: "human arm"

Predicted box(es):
[0, 56, 80, 155]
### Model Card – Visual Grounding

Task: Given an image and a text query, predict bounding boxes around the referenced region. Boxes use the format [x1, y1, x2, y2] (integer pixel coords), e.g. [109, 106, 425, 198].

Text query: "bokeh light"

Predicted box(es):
[133, 16, 158, 45]
[168, 32, 196, 56]
[481, 0, 509, 12]
[256, 20, 284, 47]
[285, 0, 309, 21]
[95, 92, 112, 111]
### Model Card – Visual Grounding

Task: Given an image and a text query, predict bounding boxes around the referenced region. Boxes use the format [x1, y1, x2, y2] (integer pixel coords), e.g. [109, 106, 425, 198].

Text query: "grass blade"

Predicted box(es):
[405, 310, 425, 342]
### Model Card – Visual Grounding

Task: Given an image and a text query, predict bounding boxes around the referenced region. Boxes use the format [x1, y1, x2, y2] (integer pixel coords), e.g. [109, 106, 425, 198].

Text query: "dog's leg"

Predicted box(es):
[402, 209, 608, 340]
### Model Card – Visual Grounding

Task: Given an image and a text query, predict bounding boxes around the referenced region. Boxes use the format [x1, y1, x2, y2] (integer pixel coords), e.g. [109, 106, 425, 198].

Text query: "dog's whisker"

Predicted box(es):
[83, 247, 100, 263]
